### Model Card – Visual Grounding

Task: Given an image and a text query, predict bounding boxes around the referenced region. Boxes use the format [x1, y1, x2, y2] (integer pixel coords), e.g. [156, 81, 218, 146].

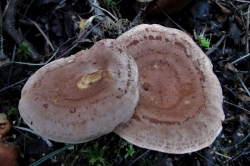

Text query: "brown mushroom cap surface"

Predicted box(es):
[18, 39, 139, 143]
[0, 141, 20, 166]
[114, 24, 224, 154]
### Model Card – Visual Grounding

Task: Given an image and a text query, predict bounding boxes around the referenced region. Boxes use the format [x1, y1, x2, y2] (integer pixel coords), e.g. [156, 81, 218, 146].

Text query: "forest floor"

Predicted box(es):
[1, 0, 250, 165]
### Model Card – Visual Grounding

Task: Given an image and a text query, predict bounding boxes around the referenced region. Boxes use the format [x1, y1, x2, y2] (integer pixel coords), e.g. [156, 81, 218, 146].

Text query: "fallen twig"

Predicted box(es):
[12, 49, 59, 66]
[205, 34, 227, 55]
[214, 151, 232, 159]
[14, 126, 53, 148]
[152, 1, 187, 33]
[87, 0, 105, 17]
[234, 0, 250, 3]
[7, 45, 16, 84]
[0, 3, 8, 61]
[2, 0, 9, 18]
[231, 147, 250, 161]
[92, 2, 118, 21]
[128, 149, 150, 166]
[30, 144, 74, 166]
[3, 0, 40, 59]
[0, 3, 2, 35]
[230, 52, 250, 96]
[57, 19, 103, 59]
[0, 77, 29, 93]
[131, 2, 150, 26]
[28, 19, 55, 51]
[223, 100, 250, 112]
[245, 5, 250, 54]
[22, 0, 36, 19]
[231, 53, 250, 64]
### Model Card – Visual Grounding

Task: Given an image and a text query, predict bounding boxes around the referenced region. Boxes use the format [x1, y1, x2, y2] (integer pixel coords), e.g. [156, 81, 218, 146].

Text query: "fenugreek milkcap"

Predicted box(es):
[18, 39, 139, 143]
[114, 24, 224, 154]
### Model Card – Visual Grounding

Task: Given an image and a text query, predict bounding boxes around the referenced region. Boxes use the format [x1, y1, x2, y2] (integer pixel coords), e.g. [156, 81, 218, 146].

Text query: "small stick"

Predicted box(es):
[230, 52, 250, 96]
[12, 49, 59, 66]
[28, 19, 55, 51]
[223, 101, 250, 112]
[152, 1, 187, 33]
[214, 151, 232, 159]
[0, 77, 29, 93]
[57, 20, 103, 59]
[205, 34, 226, 55]
[245, 5, 250, 54]
[234, 0, 250, 3]
[2, 1, 9, 18]
[232, 65, 250, 96]
[7, 45, 16, 84]
[92, 3, 118, 21]
[231, 53, 250, 64]
[22, 0, 36, 19]
[0, 3, 2, 35]
[3, 0, 40, 59]
[0, 2, 7, 60]
[87, 0, 105, 16]
[14, 126, 53, 147]
[128, 149, 151, 166]
[131, 2, 150, 26]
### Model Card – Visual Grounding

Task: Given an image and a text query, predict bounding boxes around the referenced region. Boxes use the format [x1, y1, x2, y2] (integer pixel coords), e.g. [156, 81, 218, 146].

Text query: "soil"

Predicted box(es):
[1, 0, 250, 166]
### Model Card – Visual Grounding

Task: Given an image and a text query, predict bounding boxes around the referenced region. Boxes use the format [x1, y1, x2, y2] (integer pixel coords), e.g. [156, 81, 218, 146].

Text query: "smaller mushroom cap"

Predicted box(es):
[0, 113, 20, 166]
[115, 24, 224, 154]
[0, 113, 12, 138]
[0, 142, 20, 166]
[18, 39, 139, 143]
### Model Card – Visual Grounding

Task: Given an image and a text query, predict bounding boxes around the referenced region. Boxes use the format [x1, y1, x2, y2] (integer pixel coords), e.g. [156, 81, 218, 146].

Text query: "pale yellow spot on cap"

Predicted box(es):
[154, 62, 159, 69]
[77, 70, 112, 90]
[53, 99, 58, 103]
[150, 96, 158, 104]
[106, 72, 113, 79]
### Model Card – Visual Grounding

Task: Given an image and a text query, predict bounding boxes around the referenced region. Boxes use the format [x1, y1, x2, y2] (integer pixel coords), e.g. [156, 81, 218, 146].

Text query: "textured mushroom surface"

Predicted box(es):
[0, 141, 20, 166]
[19, 39, 139, 143]
[114, 24, 224, 154]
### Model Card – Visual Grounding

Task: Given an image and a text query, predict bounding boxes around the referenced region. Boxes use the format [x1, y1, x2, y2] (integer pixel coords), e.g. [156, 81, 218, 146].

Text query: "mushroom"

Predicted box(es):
[0, 113, 20, 166]
[18, 39, 139, 143]
[114, 24, 224, 154]
[136, 0, 193, 14]
[0, 113, 12, 137]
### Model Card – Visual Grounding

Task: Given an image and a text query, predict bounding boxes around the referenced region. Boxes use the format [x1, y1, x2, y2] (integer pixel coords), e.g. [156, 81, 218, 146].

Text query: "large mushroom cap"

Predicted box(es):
[114, 24, 224, 154]
[18, 39, 139, 143]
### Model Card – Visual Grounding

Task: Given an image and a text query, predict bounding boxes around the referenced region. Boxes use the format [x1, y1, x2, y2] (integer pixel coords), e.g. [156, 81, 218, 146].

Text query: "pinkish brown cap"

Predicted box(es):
[18, 39, 139, 143]
[114, 24, 224, 154]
